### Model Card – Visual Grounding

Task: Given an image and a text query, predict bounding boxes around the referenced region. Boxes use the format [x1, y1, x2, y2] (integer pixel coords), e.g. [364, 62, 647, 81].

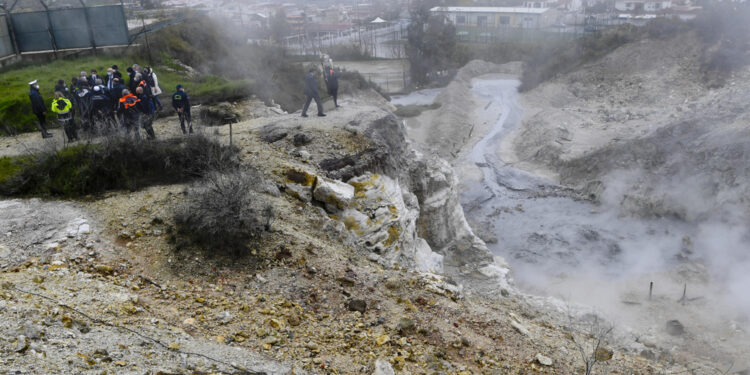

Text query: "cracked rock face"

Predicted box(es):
[320, 113, 501, 279]
[344, 173, 442, 272]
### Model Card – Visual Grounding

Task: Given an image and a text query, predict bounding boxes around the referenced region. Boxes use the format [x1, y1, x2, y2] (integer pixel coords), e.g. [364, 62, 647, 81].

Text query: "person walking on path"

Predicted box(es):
[28, 80, 52, 138]
[325, 66, 342, 108]
[301, 68, 325, 118]
[172, 84, 193, 134]
[50, 91, 77, 142]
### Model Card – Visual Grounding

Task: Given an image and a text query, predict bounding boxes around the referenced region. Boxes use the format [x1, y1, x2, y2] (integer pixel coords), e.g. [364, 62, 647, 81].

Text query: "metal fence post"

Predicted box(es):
[79, 0, 97, 55]
[0, 4, 20, 56]
[39, 0, 58, 58]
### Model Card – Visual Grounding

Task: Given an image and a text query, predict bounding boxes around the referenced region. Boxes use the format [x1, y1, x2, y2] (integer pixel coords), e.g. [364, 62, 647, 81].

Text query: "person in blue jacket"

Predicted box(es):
[28, 80, 52, 138]
[172, 84, 192, 134]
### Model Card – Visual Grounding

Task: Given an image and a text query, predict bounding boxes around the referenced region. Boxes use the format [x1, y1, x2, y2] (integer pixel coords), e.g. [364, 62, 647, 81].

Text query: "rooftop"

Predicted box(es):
[430, 6, 550, 14]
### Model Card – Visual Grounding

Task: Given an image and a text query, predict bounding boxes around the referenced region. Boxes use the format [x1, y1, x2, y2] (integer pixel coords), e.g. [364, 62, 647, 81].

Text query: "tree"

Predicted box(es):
[269, 8, 291, 44]
[406, 0, 458, 86]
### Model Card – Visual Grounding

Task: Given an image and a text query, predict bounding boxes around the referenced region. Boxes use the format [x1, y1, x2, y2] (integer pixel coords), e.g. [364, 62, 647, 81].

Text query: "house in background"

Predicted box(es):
[614, 0, 672, 12]
[430, 6, 556, 29]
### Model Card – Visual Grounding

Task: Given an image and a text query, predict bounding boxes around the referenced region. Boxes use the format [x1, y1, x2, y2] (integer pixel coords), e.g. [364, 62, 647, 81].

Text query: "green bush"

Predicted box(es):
[0, 135, 238, 197]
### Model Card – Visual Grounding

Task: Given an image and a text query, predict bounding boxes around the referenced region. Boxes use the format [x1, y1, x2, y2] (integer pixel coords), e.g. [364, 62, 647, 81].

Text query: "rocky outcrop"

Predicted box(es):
[318, 112, 502, 278]
[198, 102, 241, 126]
[344, 173, 442, 272]
[409, 154, 494, 273]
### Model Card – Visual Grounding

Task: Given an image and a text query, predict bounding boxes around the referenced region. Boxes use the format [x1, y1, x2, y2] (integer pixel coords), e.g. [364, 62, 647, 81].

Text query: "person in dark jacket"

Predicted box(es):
[28, 80, 52, 138]
[172, 84, 192, 134]
[325, 66, 342, 108]
[75, 82, 93, 132]
[110, 78, 126, 110]
[111, 65, 123, 80]
[301, 68, 325, 117]
[137, 77, 154, 99]
[88, 69, 99, 88]
[104, 67, 116, 91]
[135, 86, 156, 140]
[54, 79, 69, 98]
[126, 67, 137, 93]
[90, 86, 114, 134]
[117, 89, 141, 139]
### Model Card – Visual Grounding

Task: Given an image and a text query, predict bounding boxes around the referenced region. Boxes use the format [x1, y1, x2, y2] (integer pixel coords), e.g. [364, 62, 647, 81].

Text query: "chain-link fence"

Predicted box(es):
[0, 3, 128, 59]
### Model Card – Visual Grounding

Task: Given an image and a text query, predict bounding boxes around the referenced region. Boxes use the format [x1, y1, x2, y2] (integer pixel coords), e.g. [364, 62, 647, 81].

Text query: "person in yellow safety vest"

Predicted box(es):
[51, 91, 78, 142]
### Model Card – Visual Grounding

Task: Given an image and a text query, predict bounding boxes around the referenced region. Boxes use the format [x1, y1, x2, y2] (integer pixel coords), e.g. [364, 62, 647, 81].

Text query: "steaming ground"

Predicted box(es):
[399, 51, 750, 371]
[460, 77, 750, 369]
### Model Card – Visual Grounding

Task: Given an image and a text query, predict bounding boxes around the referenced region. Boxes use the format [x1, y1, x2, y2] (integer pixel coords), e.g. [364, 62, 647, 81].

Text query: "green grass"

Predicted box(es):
[0, 55, 251, 134]
[0, 156, 23, 184]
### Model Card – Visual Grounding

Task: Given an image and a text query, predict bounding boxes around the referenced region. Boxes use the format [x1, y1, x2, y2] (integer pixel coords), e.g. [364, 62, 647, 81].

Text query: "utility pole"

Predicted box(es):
[355, 0, 361, 51]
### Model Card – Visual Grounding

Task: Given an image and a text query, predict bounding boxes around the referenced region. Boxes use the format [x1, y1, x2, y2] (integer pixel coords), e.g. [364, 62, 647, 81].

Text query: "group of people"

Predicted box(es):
[301, 65, 341, 118]
[28, 63, 193, 141]
[28, 61, 341, 141]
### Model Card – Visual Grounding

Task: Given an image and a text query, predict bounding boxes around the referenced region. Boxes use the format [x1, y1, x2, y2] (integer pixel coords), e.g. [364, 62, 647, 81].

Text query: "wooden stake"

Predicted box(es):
[649, 281, 653, 301]
[679, 283, 687, 305]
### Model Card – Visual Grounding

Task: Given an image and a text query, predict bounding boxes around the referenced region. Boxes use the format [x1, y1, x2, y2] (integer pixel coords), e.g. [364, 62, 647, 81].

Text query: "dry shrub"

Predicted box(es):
[174, 170, 274, 254]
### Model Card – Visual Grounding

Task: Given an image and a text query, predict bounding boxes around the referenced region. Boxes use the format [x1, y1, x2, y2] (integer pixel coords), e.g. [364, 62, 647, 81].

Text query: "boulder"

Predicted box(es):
[347, 299, 367, 313]
[666, 320, 685, 336]
[397, 318, 416, 335]
[535, 353, 553, 366]
[373, 359, 395, 375]
[284, 168, 316, 203]
[199, 102, 241, 126]
[313, 177, 354, 212]
[260, 123, 288, 143]
[293, 133, 313, 147]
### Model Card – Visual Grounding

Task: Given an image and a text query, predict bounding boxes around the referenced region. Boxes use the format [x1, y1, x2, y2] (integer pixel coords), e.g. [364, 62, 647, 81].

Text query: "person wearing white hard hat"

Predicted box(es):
[28, 80, 52, 139]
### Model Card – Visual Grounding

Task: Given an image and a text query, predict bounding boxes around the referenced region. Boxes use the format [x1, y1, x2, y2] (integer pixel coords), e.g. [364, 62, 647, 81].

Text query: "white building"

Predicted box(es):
[430, 6, 556, 29]
[615, 0, 672, 12]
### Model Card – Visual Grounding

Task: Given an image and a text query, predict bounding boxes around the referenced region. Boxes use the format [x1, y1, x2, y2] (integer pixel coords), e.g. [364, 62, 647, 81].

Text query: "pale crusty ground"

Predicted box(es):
[0, 91, 719, 374]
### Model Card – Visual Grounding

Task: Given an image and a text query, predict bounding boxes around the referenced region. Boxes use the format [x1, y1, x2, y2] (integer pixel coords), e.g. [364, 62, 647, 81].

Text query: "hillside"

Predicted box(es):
[504, 30, 750, 221]
[0, 80, 724, 374]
